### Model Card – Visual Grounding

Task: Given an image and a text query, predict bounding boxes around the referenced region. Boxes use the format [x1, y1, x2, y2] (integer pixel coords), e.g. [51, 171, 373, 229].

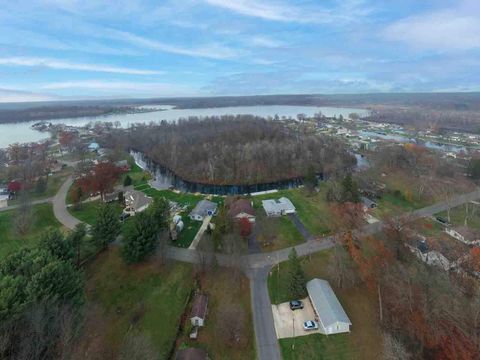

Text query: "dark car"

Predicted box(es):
[435, 216, 449, 225]
[289, 300, 304, 310]
[120, 212, 130, 222]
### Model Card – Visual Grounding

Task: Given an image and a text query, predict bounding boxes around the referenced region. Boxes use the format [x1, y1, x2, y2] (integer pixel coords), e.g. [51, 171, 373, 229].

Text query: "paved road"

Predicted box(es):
[53, 175, 80, 230]
[248, 266, 282, 360]
[248, 224, 262, 254]
[288, 213, 314, 241]
[0, 197, 53, 212]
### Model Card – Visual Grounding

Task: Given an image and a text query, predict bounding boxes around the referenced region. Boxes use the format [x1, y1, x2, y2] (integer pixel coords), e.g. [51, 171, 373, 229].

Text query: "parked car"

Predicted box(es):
[289, 300, 304, 310]
[120, 212, 130, 222]
[303, 320, 319, 331]
[435, 216, 449, 225]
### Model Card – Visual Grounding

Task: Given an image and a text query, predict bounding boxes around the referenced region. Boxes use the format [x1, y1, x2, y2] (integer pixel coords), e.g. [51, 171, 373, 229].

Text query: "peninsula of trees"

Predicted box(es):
[112, 116, 355, 186]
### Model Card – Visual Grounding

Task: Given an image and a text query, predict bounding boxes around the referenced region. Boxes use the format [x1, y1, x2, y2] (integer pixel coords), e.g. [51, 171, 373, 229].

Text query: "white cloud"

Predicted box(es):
[203, 0, 371, 24]
[250, 36, 285, 48]
[384, 3, 480, 51]
[0, 88, 58, 103]
[105, 29, 240, 60]
[37, 80, 199, 96]
[0, 57, 161, 75]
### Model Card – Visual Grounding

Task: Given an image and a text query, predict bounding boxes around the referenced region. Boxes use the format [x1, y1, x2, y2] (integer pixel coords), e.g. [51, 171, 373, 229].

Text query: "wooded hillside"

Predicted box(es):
[118, 116, 355, 185]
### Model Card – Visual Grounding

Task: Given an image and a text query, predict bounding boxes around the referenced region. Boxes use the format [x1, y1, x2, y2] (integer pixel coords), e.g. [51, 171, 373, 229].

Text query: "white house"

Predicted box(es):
[306, 279, 352, 335]
[190, 294, 208, 327]
[262, 197, 296, 217]
[445, 227, 480, 246]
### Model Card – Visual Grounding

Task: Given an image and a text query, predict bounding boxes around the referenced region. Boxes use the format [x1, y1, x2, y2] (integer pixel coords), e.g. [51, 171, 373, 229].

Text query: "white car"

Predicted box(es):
[303, 320, 319, 331]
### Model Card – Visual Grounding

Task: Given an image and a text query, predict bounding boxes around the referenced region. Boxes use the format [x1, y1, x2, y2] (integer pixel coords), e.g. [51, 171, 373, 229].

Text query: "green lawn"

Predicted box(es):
[252, 186, 332, 236]
[68, 200, 123, 226]
[85, 249, 194, 359]
[373, 191, 427, 218]
[0, 203, 63, 260]
[260, 216, 304, 252]
[174, 215, 202, 248]
[280, 333, 353, 360]
[435, 204, 480, 230]
[268, 250, 383, 360]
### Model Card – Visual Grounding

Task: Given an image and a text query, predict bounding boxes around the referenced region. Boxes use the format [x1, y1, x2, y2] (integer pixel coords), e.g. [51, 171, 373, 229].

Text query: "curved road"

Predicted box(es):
[51, 176, 480, 360]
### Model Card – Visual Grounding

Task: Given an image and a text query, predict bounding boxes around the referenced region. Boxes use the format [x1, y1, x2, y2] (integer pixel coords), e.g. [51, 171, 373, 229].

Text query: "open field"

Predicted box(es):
[68, 200, 123, 226]
[435, 204, 480, 230]
[268, 250, 382, 360]
[81, 249, 194, 359]
[177, 269, 256, 360]
[252, 186, 332, 236]
[259, 216, 304, 252]
[174, 215, 202, 248]
[0, 203, 63, 260]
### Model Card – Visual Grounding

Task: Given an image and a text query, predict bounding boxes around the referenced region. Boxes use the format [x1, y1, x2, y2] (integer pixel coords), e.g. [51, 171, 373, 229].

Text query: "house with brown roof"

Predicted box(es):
[176, 348, 208, 360]
[190, 294, 208, 327]
[228, 199, 255, 223]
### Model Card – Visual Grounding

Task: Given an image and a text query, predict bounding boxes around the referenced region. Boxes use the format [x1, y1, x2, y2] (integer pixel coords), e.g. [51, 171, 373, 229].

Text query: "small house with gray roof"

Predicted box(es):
[262, 197, 296, 217]
[189, 200, 217, 221]
[306, 278, 352, 335]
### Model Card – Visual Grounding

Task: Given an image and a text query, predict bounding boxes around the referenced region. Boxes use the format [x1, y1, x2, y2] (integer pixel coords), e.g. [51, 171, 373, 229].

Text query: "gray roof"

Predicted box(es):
[190, 200, 217, 218]
[262, 197, 295, 213]
[361, 196, 376, 207]
[307, 279, 352, 328]
[125, 190, 153, 211]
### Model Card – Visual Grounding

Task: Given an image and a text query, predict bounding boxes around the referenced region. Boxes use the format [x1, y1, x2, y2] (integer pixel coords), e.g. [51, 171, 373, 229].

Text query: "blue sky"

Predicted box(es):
[0, 0, 479, 102]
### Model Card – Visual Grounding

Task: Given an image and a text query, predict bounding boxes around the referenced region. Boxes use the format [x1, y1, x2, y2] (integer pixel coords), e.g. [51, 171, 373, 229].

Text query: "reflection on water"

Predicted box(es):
[0, 105, 368, 148]
[132, 151, 304, 195]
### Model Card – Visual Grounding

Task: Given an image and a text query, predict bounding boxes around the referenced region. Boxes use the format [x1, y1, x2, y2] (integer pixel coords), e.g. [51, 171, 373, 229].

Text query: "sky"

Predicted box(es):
[0, 0, 479, 102]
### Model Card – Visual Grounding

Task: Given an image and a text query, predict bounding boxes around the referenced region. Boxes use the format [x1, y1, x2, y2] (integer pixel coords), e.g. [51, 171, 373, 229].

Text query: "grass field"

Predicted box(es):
[251, 186, 332, 236]
[177, 269, 256, 360]
[68, 200, 124, 226]
[268, 250, 383, 360]
[260, 216, 304, 252]
[0, 203, 63, 260]
[435, 204, 480, 230]
[83, 249, 194, 359]
[174, 216, 202, 248]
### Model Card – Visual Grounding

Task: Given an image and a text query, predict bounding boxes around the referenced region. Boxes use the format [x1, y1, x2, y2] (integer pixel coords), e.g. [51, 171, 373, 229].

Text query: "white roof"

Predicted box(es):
[307, 279, 352, 328]
[262, 197, 295, 213]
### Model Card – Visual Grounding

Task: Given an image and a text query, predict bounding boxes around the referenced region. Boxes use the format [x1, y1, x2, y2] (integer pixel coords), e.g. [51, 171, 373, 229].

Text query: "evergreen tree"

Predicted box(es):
[341, 174, 360, 203]
[67, 223, 87, 268]
[304, 165, 318, 194]
[150, 197, 169, 231]
[39, 228, 75, 263]
[123, 174, 133, 186]
[121, 212, 158, 264]
[468, 158, 480, 180]
[91, 204, 121, 251]
[35, 177, 47, 194]
[288, 249, 307, 299]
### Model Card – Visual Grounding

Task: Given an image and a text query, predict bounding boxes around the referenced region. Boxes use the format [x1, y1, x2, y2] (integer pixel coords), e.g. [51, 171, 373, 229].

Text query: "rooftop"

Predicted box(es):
[306, 278, 352, 328]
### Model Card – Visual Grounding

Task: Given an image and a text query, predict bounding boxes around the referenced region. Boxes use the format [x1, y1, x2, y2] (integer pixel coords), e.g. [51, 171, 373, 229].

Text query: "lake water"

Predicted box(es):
[0, 105, 368, 148]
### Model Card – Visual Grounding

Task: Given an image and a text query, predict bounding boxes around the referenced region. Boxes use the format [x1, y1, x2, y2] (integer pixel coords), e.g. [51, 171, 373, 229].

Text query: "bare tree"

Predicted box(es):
[15, 190, 33, 236]
[382, 332, 411, 360]
[119, 331, 158, 360]
[217, 303, 247, 348]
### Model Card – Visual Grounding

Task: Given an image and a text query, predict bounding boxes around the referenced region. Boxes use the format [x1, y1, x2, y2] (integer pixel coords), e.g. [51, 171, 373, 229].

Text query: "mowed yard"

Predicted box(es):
[268, 251, 383, 360]
[252, 186, 333, 236]
[68, 200, 124, 226]
[79, 249, 194, 359]
[0, 203, 63, 260]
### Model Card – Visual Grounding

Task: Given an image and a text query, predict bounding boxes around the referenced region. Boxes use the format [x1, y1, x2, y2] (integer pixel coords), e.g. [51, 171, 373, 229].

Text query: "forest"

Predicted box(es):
[108, 116, 356, 186]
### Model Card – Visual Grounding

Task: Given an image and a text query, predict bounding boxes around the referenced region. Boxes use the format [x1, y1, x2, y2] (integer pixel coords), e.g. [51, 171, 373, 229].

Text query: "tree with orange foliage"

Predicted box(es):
[59, 131, 75, 151]
[79, 161, 124, 201]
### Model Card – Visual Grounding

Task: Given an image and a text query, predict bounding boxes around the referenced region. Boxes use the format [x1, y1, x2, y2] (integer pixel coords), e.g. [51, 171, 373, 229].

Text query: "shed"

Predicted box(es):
[361, 196, 377, 209]
[190, 294, 208, 327]
[262, 197, 296, 216]
[0, 194, 8, 209]
[176, 348, 208, 360]
[189, 200, 217, 221]
[306, 279, 352, 335]
[228, 199, 255, 222]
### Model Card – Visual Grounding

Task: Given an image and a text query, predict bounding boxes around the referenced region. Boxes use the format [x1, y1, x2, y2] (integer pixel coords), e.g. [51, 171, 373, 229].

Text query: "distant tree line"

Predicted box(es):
[113, 116, 355, 185]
